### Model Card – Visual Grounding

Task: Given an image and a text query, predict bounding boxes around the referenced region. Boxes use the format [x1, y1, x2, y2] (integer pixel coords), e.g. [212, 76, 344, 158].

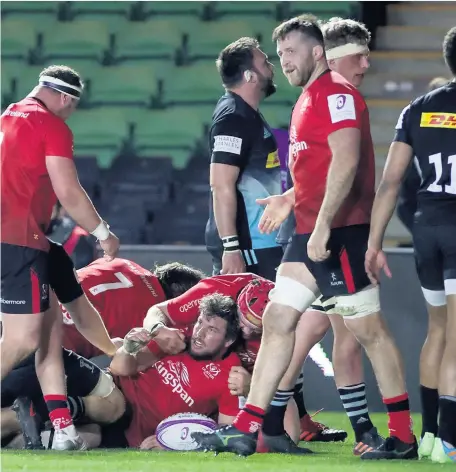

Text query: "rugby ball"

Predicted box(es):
[155, 413, 217, 451]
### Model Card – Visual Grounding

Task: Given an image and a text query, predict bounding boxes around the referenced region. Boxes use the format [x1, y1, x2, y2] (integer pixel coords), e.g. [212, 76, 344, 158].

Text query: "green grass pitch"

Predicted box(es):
[2, 412, 453, 472]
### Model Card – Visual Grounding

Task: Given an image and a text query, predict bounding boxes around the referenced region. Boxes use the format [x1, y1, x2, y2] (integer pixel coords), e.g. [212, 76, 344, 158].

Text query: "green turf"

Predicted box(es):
[2, 413, 451, 472]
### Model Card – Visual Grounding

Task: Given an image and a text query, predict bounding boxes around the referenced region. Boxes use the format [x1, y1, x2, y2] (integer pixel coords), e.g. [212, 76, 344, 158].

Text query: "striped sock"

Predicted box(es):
[262, 388, 294, 436]
[338, 383, 374, 442]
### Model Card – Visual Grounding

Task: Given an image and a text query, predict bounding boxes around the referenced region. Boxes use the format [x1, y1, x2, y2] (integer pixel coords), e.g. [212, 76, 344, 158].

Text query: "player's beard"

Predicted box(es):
[256, 70, 276, 99]
[188, 343, 225, 361]
[298, 60, 317, 87]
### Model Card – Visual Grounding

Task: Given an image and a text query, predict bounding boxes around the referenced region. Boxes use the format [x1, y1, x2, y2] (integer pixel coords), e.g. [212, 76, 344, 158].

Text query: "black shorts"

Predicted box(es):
[412, 224, 456, 291]
[283, 224, 371, 298]
[1, 243, 50, 314]
[99, 401, 133, 449]
[211, 246, 283, 281]
[1, 349, 104, 408]
[48, 240, 84, 304]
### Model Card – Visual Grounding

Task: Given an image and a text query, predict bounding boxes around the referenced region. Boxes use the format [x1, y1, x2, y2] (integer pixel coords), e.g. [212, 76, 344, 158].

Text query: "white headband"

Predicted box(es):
[326, 43, 369, 60]
[39, 75, 82, 99]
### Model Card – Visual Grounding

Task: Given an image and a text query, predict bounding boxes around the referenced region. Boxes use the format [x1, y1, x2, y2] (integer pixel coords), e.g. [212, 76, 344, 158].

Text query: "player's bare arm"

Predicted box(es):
[143, 303, 171, 330]
[46, 156, 119, 260]
[62, 297, 117, 356]
[211, 163, 246, 274]
[308, 128, 361, 262]
[366, 141, 413, 284]
[257, 187, 295, 234]
[317, 127, 361, 227]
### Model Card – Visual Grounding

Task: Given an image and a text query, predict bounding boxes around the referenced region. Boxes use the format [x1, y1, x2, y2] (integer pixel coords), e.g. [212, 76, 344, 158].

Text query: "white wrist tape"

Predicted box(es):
[91, 221, 110, 241]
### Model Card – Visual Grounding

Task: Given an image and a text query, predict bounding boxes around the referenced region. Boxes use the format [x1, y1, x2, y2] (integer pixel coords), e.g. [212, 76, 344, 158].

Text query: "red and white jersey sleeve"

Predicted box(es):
[165, 274, 256, 326]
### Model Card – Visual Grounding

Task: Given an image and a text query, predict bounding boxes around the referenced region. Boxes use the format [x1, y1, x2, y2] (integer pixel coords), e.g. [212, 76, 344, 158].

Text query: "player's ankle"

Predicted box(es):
[233, 404, 265, 434]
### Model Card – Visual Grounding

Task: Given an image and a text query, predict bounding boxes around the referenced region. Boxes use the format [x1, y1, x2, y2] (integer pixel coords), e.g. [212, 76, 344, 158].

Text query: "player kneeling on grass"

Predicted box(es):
[2, 294, 242, 450]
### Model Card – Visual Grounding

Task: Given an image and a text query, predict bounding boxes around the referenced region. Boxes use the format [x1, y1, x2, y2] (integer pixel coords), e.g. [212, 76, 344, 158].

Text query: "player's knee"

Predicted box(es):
[262, 306, 296, 336]
[334, 330, 362, 360]
[269, 275, 317, 314]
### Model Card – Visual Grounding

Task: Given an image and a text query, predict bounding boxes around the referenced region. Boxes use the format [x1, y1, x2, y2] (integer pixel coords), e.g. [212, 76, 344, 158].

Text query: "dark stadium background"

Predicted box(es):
[1, 0, 453, 413]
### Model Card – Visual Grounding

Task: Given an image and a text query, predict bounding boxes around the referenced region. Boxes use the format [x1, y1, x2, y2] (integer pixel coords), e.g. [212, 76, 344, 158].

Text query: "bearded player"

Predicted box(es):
[193, 15, 416, 460]
[3, 294, 242, 449]
[256, 17, 383, 455]
[61, 256, 204, 360]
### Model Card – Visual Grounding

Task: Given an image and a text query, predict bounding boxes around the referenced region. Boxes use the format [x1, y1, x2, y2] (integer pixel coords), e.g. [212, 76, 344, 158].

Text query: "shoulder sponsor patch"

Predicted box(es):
[327, 94, 356, 123]
[420, 112, 456, 129]
[266, 150, 280, 168]
[213, 135, 242, 155]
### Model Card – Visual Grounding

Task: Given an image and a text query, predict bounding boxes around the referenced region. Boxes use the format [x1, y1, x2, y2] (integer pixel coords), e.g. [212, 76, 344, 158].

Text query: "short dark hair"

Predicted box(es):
[321, 17, 371, 49]
[153, 262, 205, 299]
[272, 14, 324, 45]
[198, 293, 240, 342]
[39, 65, 83, 89]
[443, 26, 456, 76]
[428, 76, 449, 91]
[216, 37, 259, 88]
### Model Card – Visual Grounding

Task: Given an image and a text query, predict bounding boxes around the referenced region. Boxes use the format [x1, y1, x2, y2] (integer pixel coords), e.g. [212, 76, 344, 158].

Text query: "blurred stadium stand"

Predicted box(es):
[1, 1, 452, 244]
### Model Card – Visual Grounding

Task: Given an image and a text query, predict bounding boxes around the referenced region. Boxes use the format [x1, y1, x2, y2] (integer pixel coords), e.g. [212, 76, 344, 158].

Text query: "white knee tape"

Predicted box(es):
[269, 275, 317, 313]
[335, 285, 380, 318]
[89, 371, 115, 398]
[422, 287, 446, 306]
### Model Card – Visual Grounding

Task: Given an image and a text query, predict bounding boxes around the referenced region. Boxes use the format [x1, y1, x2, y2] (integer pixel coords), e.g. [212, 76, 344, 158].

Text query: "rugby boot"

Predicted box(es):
[262, 431, 313, 454]
[360, 435, 418, 460]
[300, 412, 347, 442]
[353, 427, 385, 456]
[431, 438, 456, 464]
[192, 424, 257, 457]
[418, 432, 435, 459]
[52, 425, 88, 451]
[12, 397, 44, 450]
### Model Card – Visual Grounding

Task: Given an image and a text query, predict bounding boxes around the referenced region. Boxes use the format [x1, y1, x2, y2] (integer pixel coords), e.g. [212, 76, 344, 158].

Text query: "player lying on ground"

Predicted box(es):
[139, 273, 346, 450]
[60, 255, 205, 360]
[366, 26, 456, 464]
[3, 294, 242, 450]
[193, 16, 416, 460]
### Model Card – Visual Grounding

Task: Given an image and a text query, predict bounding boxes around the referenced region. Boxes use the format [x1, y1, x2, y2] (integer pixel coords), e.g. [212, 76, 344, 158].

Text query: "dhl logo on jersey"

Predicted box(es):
[420, 113, 456, 129]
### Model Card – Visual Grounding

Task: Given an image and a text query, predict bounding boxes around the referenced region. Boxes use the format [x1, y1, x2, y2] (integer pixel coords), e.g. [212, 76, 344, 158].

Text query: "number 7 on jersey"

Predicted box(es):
[89, 272, 133, 295]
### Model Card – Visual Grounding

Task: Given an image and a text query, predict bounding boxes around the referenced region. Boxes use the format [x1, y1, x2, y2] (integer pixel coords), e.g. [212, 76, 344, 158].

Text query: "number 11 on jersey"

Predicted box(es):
[428, 153, 456, 194]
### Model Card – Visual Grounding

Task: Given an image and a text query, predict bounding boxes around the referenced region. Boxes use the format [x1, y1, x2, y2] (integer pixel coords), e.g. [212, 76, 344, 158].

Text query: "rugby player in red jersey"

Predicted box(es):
[2, 294, 242, 450]
[61, 257, 204, 359]
[193, 16, 417, 460]
[258, 18, 383, 454]
[1, 65, 119, 450]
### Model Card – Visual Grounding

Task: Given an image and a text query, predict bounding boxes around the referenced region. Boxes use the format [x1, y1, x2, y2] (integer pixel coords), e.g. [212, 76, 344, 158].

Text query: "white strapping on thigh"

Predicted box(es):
[269, 275, 318, 313]
[444, 279, 456, 296]
[89, 371, 115, 398]
[422, 287, 446, 306]
[334, 285, 380, 318]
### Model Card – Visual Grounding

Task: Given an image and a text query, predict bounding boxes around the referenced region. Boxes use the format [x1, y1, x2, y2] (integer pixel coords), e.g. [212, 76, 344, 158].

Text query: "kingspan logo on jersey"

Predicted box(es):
[289, 125, 308, 159]
[155, 360, 195, 407]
